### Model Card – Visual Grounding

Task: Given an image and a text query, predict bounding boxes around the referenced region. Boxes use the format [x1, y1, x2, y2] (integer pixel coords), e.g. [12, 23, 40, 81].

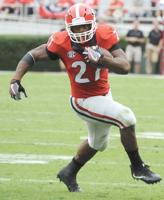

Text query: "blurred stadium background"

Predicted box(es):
[0, 0, 163, 35]
[0, 0, 164, 73]
[0, 1, 164, 199]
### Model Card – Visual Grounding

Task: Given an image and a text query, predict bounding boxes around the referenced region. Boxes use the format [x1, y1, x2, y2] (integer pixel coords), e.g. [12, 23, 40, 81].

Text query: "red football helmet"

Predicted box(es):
[65, 3, 97, 43]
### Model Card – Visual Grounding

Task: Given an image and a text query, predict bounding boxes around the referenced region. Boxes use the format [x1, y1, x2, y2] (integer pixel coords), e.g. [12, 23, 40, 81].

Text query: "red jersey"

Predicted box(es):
[47, 24, 119, 98]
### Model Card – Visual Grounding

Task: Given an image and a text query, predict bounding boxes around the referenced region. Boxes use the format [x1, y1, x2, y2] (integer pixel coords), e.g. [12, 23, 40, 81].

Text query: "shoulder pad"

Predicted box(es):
[96, 24, 119, 49]
[51, 30, 69, 46]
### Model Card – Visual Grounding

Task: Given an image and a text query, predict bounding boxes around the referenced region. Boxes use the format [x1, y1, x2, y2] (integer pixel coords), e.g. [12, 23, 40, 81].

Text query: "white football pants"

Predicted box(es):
[70, 91, 136, 151]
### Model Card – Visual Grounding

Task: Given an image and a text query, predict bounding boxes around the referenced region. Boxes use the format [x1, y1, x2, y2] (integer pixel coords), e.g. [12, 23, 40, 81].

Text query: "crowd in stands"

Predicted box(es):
[0, 0, 164, 74]
[0, 0, 164, 21]
[0, 0, 35, 15]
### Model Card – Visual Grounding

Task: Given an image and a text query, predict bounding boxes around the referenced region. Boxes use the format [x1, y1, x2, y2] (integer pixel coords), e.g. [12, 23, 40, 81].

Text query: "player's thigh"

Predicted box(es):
[71, 94, 136, 129]
[86, 94, 136, 128]
[70, 103, 111, 151]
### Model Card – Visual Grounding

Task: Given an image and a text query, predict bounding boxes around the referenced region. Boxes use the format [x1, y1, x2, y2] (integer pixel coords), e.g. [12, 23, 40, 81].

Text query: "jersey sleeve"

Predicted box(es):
[46, 31, 69, 60]
[97, 24, 120, 50]
[46, 33, 59, 54]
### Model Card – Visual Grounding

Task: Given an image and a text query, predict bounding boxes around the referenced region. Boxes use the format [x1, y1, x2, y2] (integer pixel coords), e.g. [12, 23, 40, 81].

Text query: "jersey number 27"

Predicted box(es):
[72, 61, 101, 83]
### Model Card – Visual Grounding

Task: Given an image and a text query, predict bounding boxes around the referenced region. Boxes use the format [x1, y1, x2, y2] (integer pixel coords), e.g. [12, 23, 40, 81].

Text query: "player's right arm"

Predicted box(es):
[11, 44, 49, 81]
[9, 43, 58, 100]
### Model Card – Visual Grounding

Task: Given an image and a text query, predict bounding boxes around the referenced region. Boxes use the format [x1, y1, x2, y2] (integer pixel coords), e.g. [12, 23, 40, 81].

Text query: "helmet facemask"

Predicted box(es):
[66, 21, 96, 43]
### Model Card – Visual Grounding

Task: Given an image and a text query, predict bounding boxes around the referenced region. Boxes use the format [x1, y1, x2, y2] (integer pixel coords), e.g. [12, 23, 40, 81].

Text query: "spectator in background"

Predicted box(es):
[129, 0, 151, 18]
[125, 20, 145, 74]
[106, 0, 124, 21]
[18, 0, 35, 15]
[129, 0, 143, 18]
[0, 0, 19, 14]
[151, 0, 159, 17]
[83, 0, 100, 16]
[39, 0, 74, 19]
[46, 0, 74, 13]
[156, 0, 164, 21]
[160, 24, 164, 74]
[145, 19, 163, 74]
[56, 0, 74, 8]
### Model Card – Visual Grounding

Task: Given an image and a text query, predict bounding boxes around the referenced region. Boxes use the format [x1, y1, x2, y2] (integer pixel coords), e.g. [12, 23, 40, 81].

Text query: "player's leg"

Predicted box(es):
[71, 93, 161, 184]
[120, 125, 161, 184]
[57, 139, 97, 192]
[57, 122, 110, 192]
[57, 97, 111, 192]
[96, 93, 161, 184]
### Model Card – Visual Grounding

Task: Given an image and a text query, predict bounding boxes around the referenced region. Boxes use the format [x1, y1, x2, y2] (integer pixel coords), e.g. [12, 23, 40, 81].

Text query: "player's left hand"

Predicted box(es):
[9, 79, 27, 100]
[83, 46, 104, 64]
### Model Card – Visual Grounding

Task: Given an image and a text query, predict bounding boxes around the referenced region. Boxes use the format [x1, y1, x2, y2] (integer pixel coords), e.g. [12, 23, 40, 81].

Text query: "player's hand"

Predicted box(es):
[9, 79, 27, 100]
[83, 46, 104, 64]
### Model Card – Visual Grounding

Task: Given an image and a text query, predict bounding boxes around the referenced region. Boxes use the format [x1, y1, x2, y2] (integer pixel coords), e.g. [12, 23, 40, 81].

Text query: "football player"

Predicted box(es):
[9, 3, 161, 192]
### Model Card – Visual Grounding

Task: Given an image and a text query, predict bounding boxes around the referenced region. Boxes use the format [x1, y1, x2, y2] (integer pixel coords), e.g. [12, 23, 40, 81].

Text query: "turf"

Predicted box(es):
[0, 72, 164, 200]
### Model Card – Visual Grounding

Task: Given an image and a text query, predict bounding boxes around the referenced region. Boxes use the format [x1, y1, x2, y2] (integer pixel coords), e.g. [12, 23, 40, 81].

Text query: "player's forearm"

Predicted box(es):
[100, 56, 130, 74]
[12, 52, 36, 81]
[12, 61, 30, 81]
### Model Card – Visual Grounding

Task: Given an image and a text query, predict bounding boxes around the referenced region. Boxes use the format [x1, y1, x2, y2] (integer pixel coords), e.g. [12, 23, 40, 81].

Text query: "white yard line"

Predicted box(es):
[0, 128, 85, 135]
[0, 176, 163, 187]
[0, 153, 163, 167]
[0, 131, 164, 149]
[0, 154, 72, 164]
[0, 140, 77, 147]
[81, 132, 164, 140]
[0, 127, 84, 134]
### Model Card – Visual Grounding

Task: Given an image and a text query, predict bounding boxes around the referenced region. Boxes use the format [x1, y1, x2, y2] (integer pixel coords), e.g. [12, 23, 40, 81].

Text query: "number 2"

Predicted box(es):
[72, 61, 101, 83]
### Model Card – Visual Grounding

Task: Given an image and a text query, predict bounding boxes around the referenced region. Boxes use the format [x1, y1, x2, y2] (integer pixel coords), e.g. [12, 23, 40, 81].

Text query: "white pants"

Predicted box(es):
[70, 91, 136, 151]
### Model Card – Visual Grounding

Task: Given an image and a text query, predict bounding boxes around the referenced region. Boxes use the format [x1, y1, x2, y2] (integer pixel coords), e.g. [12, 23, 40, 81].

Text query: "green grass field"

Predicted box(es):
[0, 72, 164, 200]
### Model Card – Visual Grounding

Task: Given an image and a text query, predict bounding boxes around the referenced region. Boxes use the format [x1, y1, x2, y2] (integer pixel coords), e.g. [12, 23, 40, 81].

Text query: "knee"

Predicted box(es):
[88, 137, 108, 152]
[121, 107, 136, 127]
